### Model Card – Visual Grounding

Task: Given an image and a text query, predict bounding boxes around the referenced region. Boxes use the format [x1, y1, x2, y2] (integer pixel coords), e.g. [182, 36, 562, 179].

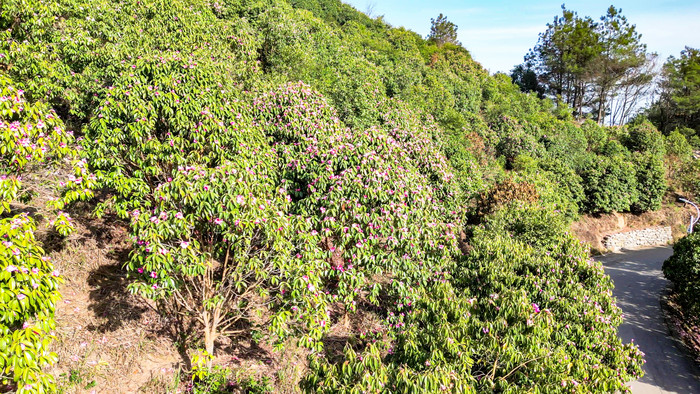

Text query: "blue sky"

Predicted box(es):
[343, 0, 700, 74]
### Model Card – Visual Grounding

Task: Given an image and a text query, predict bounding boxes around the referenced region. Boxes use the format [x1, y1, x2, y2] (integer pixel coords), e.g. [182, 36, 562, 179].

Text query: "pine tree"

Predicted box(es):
[428, 13, 459, 47]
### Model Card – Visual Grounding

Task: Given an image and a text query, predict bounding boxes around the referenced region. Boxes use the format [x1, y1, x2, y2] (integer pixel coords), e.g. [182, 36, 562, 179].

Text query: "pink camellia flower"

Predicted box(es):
[214, 218, 224, 225]
[51, 270, 60, 277]
[532, 303, 541, 313]
[159, 248, 168, 255]
[175, 212, 184, 219]
[152, 284, 158, 290]
[180, 241, 189, 249]
[137, 267, 144, 273]
[236, 195, 245, 205]
[32, 282, 39, 289]
[31, 268, 39, 274]
[17, 293, 26, 300]
[6, 265, 17, 273]
[12, 249, 20, 256]
[150, 271, 157, 278]
[307, 284, 315, 292]
[22, 321, 30, 329]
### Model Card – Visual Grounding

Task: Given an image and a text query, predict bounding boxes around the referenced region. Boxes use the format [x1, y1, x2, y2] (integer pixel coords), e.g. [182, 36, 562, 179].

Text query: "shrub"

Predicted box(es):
[581, 120, 608, 154]
[87, 71, 464, 365]
[540, 123, 587, 168]
[84, 59, 330, 363]
[476, 178, 539, 218]
[0, 76, 90, 392]
[538, 158, 585, 211]
[624, 120, 666, 156]
[305, 206, 644, 392]
[494, 117, 544, 167]
[632, 152, 666, 212]
[579, 155, 638, 213]
[663, 233, 700, 318]
[679, 160, 700, 197]
[480, 203, 570, 250]
[667, 129, 693, 160]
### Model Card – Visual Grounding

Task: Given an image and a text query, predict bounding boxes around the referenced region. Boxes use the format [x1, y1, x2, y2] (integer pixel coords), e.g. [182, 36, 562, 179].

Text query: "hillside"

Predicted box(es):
[1, 0, 695, 392]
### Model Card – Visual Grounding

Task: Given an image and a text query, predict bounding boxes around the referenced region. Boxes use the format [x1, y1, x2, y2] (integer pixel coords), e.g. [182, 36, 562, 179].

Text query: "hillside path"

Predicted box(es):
[599, 247, 700, 393]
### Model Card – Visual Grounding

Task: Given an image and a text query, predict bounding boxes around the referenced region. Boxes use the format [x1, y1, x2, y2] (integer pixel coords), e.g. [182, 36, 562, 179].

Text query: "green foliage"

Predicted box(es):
[663, 233, 700, 319]
[0, 0, 660, 391]
[648, 47, 700, 135]
[427, 13, 459, 47]
[305, 205, 644, 392]
[666, 129, 693, 160]
[537, 159, 585, 210]
[678, 159, 700, 197]
[631, 153, 666, 212]
[624, 120, 666, 156]
[0, 75, 85, 392]
[480, 203, 570, 250]
[510, 65, 544, 98]
[187, 363, 232, 394]
[579, 155, 639, 213]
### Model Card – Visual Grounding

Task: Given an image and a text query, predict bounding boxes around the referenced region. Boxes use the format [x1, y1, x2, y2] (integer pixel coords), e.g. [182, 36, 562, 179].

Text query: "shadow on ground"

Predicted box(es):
[599, 247, 700, 393]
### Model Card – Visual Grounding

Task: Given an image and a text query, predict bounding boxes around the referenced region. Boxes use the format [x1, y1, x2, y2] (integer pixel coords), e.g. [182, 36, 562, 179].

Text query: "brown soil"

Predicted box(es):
[42, 209, 316, 393]
[571, 204, 689, 253]
[45, 212, 183, 393]
[13, 167, 313, 393]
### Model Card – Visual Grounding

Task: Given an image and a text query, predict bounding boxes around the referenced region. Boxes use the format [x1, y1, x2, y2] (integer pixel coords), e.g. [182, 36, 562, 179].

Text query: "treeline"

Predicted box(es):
[0, 0, 694, 392]
[513, 5, 654, 125]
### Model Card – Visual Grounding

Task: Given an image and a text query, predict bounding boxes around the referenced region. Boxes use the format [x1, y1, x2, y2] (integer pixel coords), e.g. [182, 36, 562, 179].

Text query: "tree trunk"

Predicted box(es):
[597, 87, 607, 124]
[204, 325, 217, 371]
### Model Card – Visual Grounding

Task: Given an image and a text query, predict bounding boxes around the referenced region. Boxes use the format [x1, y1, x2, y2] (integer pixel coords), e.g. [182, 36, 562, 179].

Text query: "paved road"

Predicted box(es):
[599, 247, 700, 393]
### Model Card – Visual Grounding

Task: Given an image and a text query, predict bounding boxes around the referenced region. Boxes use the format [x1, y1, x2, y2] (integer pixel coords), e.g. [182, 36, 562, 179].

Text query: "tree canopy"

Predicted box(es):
[428, 13, 460, 47]
[516, 5, 653, 125]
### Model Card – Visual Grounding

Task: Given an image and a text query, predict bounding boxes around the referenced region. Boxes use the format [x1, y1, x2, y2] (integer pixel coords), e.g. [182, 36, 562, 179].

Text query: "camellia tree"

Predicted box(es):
[0, 75, 92, 392]
[84, 56, 331, 367]
[305, 204, 645, 392]
[85, 49, 467, 366]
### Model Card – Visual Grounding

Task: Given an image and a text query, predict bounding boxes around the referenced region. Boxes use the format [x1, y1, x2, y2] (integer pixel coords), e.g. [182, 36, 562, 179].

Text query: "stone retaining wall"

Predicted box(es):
[602, 226, 673, 252]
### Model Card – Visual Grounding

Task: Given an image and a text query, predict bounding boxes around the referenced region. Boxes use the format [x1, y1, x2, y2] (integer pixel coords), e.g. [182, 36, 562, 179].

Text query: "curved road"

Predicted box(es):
[599, 247, 700, 393]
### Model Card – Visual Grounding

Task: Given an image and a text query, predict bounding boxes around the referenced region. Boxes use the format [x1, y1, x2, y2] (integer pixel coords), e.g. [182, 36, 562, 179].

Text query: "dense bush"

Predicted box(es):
[663, 233, 700, 318]
[666, 129, 693, 160]
[579, 155, 639, 213]
[624, 120, 666, 156]
[305, 205, 644, 392]
[0, 0, 663, 390]
[632, 153, 667, 212]
[476, 178, 539, 218]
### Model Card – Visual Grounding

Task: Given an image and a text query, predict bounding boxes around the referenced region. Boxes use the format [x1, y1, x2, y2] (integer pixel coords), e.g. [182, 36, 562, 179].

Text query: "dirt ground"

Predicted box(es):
[570, 204, 690, 253]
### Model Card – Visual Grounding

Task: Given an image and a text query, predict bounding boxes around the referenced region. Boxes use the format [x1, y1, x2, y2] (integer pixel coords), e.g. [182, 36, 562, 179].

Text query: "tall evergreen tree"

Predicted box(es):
[518, 5, 652, 124]
[590, 6, 647, 123]
[648, 47, 700, 135]
[427, 13, 459, 47]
